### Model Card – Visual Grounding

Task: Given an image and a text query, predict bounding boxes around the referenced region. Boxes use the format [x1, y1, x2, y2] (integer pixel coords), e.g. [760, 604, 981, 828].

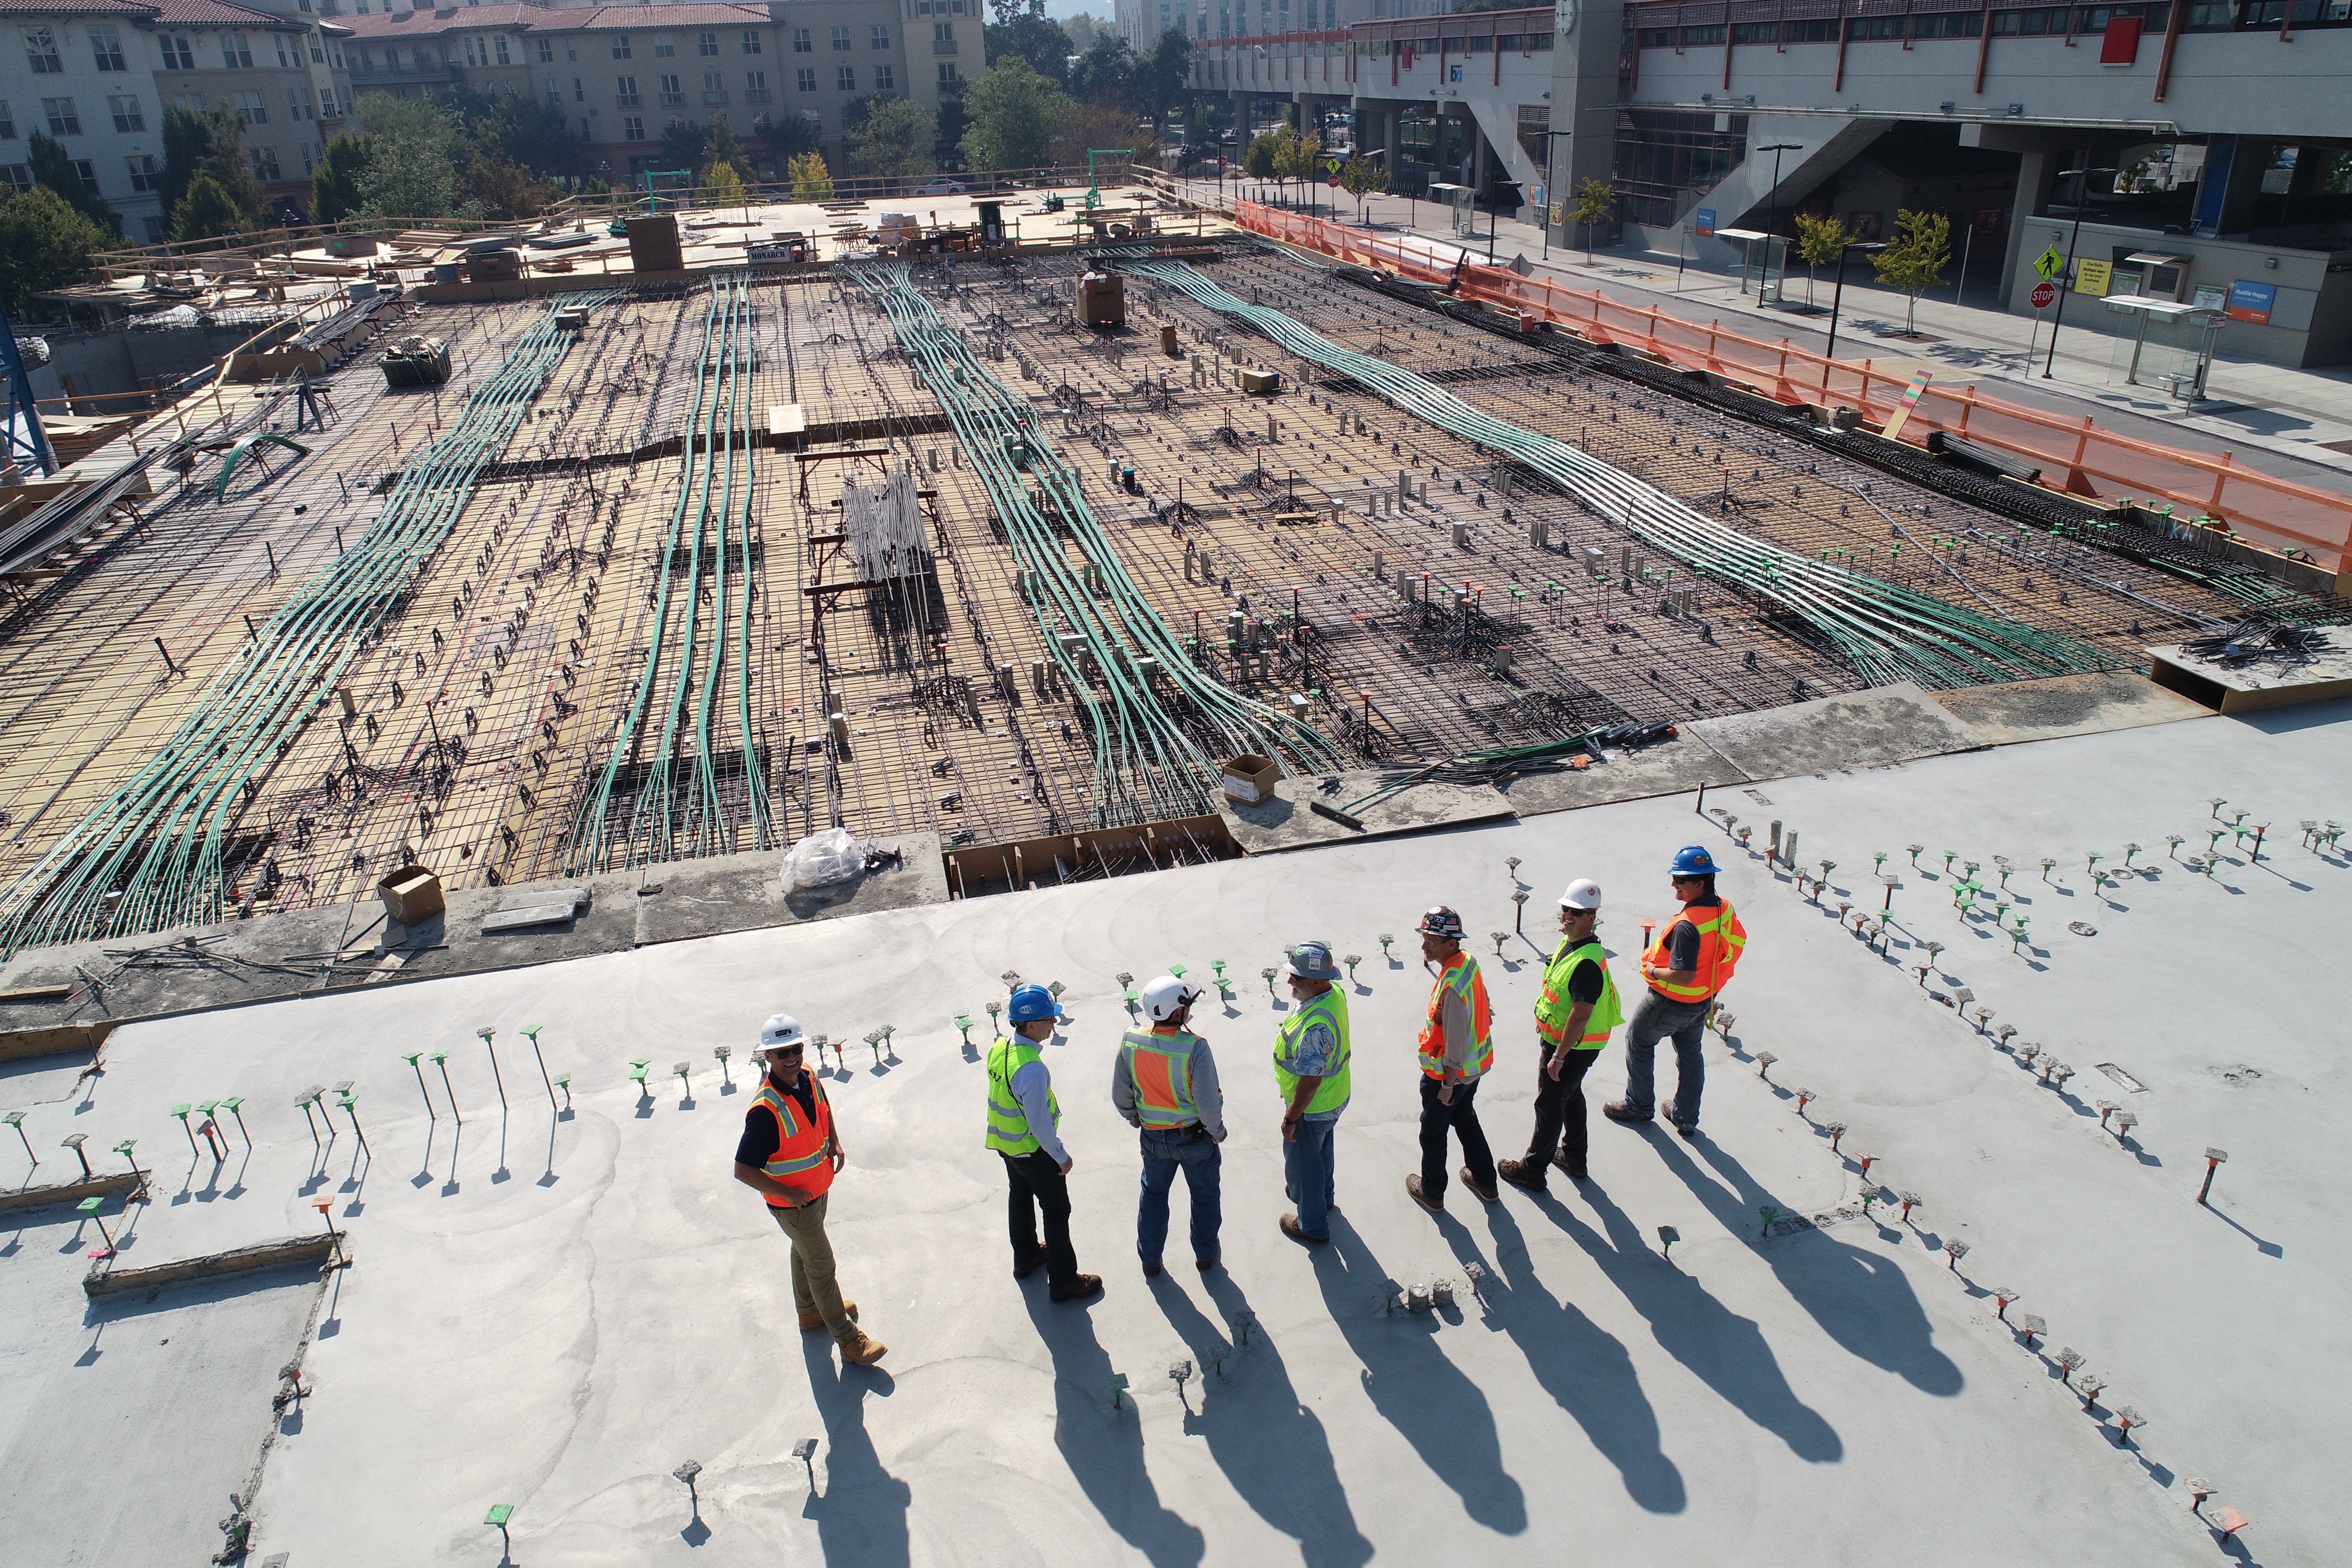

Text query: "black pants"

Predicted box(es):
[1002, 1150, 1078, 1290]
[1525, 1048, 1600, 1175]
[1419, 1075, 1496, 1201]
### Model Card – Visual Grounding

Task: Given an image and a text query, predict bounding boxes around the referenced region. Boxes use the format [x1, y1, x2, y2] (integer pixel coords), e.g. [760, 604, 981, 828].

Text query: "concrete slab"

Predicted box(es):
[634, 834, 949, 946]
[1686, 681, 1988, 780]
[1929, 671, 2211, 745]
[1218, 768, 1515, 854]
[2147, 625, 2352, 713]
[1498, 732, 1750, 817]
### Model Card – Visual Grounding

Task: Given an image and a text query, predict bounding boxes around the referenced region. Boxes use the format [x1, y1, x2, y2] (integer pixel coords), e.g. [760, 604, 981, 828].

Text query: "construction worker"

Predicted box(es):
[1606, 846, 1748, 1139]
[1500, 879, 1618, 1191]
[1405, 906, 1498, 1214]
[988, 984, 1103, 1304]
[732, 1014, 887, 1367]
[1112, 973, 1226, 1275]
[1273, 940, 1351, 1246]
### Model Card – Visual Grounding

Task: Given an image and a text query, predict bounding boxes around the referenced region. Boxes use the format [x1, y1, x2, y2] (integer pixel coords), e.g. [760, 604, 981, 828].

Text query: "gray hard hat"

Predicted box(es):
[1283, 940, 1342, 981]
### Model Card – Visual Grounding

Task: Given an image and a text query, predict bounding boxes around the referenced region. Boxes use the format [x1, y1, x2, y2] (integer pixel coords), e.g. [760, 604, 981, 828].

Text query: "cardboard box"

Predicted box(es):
[377, 866, 445, 925]
[626, 213, 683, 275]
[1220, 753, 1281, 805]
[1077, 271, 1126, 327]
[1240, 368, 1279, 395]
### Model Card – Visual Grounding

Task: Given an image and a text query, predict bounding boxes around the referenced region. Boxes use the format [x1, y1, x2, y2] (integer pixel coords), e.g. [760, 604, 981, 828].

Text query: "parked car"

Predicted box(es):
[911, 178, 968, 195]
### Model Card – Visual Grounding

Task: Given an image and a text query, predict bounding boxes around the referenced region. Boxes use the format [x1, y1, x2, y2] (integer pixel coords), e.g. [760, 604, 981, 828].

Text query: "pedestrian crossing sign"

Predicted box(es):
[2034, 246, 2065, 281]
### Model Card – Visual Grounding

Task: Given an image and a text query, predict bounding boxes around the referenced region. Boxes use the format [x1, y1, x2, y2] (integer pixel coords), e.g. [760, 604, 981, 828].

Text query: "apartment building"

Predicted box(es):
[336, 0, 976, 180]
[0, 0, 355, 241]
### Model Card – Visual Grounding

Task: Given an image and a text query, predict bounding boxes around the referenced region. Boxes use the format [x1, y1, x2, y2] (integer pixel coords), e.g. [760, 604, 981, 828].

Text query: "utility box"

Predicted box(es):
[1239, 368, 1279, 395]
[626, 213, 683, 275]
[1160, 322, 1180, 356]
[1077, 270, 1127, 328]
[467, 247, 521, 282]
[553, 305, 590, 334]
[1220, 753, 1281, 805]
[377, 865, 445, 925]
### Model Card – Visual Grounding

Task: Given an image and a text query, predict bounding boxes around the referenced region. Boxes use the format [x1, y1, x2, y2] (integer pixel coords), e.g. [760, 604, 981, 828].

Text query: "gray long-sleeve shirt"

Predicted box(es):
[1008, 1058, 1069, 1165]
[1436, 983, 1475, 1075]
[1112, 1029, 1226, 1139]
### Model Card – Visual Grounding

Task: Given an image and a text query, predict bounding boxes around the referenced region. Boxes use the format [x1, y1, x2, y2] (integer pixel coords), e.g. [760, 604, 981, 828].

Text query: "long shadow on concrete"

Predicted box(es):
[798, 1338, 912, 1568]
[1314, 1223, 1528, 1534]
[1022, 1291, 1206, 1568]
[1445, 1204, 1688, 1513]
[1140, 1270, 1374, 1568]
[1657, 1131, 1963, 1397]
[1539, 1182, 1843, 1463]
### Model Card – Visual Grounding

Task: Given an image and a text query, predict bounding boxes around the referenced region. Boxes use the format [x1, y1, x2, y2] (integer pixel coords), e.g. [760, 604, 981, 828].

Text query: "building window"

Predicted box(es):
[654, 35, 675, 56]
[702, 69, 722, 90]
[1731, 20, 1778, 42]
[742, 30, 763, 52]
[275, 36, 292, 66]
[108, 94, 144, 132]
[0, 103, 12, 139]
[538, 38, 554, 62]
[22, 27, 60, 74]
[495, 35, 511, 62]
[612, 34, 632, 58]
[698, 30, 718, 54]
[831, 25, 852, 49]
[0, 165, 31, 193]
[874, 62, 894, 89]
[128, 153, 159, 191]
[792, 28, 812, 51]
[624, 114, 644, 139]
[547, 79, 562, 105]
[91, 25, 127, 71]
[142, 214, 164, 242]
[160, 33, 196, 70]
[70, 157, 97, 194]
[934, 21, 957, 50]
[796, 65, 816, 90]
[746, 68, 766, 90]
[311, 38, 324, 62]
[871, 23, 890, 47]
[233, 91, 266, 125]
[574, 77, 585, 99]
[616, 75, 639, 104]
[464, 37, 487, 66]
[659, 72, 682, 104]
[41, 97, 80, 136]
[938, 60, 958, 84]
[836, 64, 854, 89]
[289, 85, 314, 119]
[250, 145, 280, 180]
[223, 33, 254, 68]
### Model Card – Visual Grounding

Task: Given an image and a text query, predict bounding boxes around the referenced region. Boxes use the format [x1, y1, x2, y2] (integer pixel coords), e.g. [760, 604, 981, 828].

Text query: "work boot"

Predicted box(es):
[1497, 1157, 1547, 1194]
[840, 1330, 888, 1367]
[1140, 1260, 1162, 1277]
[1549, 1148, 1590, 1179]
[1050, 1273, 1104, 1303]
[800, 1299, 858, 1332]
[1461, 1167, 1500, 1204]
[1280, 1213, 1328, 1246]
[1012, 1256, 1043, 1280]
[1405, 1173, 1442, 1215]
[1603, 1100, 1653, 1125]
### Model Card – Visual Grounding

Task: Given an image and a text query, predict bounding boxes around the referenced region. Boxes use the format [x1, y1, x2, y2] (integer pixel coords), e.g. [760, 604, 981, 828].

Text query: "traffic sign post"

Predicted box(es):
[2031, 280, 2058, 310]
[2034, 246, 2065, 282]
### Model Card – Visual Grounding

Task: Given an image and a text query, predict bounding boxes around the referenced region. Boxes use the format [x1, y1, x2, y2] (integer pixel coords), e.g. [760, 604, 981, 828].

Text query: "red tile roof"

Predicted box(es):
[0, 0, 162, 16]
[149, 0, 303, 25]
[339, 0, 769, 39]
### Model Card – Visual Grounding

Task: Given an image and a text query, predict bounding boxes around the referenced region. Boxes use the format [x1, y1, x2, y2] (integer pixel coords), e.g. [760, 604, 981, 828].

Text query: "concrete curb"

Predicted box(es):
[83, 1232, 340, 1298]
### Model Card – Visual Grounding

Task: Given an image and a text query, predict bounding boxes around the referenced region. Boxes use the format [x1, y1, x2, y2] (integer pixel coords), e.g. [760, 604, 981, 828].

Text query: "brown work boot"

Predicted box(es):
[1279, 1213, 1328, 1246]
[840, 1330, 888, 1366]
[1405, 1173, 1442, 1214]
[1497, 1157, 1547, 1194]
[1050, 1273, 1104, 1303]
[800, 1300, 858, 1332]
[1461, 1167, 1500, 1204]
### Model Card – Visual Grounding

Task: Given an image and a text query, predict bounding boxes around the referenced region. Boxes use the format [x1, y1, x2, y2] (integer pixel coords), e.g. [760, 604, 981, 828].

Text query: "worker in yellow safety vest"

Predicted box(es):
[1606, 845, 1748, 1139]
[732, 1013, 887, 1367]
[1405, 906, 1499, 1214]
[987, 983, 1102, 1304]
[1113, 974, 1227, 1274]
[1500, 879, 1621, 1191]
[1272, 940, 1351, 1246]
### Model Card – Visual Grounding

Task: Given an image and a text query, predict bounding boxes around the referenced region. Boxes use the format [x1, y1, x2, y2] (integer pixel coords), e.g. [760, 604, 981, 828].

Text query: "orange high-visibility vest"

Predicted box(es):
[749, 1074, 836, 1206]
[1644, 899, 1747, 1002]
[1121, 1028, 1203, 1129]
[1415, 952, 1493, 1080]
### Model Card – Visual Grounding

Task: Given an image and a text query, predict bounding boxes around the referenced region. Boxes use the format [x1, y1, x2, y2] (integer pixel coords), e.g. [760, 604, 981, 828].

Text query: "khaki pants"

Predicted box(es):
[768, 1194, 857, 1346]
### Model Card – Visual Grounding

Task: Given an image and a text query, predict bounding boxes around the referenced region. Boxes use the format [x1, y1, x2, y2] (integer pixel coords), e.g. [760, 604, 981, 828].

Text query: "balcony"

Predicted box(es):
[742, 87, 770, 104]
[701, 89, 728, 104]
[615, 92, 640, 107]
[933, 39, 959, 53]
[659, 90, 684, 107]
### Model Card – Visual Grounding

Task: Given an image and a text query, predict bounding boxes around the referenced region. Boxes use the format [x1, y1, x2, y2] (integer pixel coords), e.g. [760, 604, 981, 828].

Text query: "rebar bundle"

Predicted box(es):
[1126, 260, 2119, 692]
[0, 293, 623, 955]
[846, 262, 1352, 827]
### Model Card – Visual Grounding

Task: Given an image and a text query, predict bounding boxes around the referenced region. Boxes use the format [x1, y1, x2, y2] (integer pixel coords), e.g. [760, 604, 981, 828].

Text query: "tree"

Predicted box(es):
[160, 104, 262, 234]
[1569, 175, 1614, 264]
[1871, 208, 1951, 334]
[703, 160, 747, 207]
[1272, 129, 1322, 204]
[760, 111, 822, 170]
[658, 119, 712, 181]
[1136, 29, 1194, 137]
[787, 151, 835, 201]
[1243, 131, 1281, 181]
[170, 174, 247, 243]
[447, 88, 582, 181]
[311, 134, 374, 225]
[1068, 34, 1135, 107]
[960, 58, 1071, 173]
[850, 97, 938, 183]
[353, 93, 466, 219]
[704, 113, 747, 183]
[0, 186, 111, 308]
[1791, 210, 1848, 306]
[468, 141, 555, 220]
[934, 84, 969, 172]
[1339, 152, 1387, 224]
[1050, 103, 1148, 171]
[27, 132, 116, 233]
[985, 0, 1076, 89]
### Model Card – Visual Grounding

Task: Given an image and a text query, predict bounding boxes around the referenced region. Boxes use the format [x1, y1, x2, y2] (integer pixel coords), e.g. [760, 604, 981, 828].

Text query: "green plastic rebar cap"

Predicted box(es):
[485, 1504, 515, 1528]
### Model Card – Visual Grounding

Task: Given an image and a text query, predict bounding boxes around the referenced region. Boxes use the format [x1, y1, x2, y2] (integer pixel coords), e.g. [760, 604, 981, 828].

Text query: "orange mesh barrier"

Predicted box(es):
[1231, 202, 2352, 572]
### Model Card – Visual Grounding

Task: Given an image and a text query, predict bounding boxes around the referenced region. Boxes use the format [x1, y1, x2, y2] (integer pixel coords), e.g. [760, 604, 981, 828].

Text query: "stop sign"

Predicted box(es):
[2031, 280, 2058, 310]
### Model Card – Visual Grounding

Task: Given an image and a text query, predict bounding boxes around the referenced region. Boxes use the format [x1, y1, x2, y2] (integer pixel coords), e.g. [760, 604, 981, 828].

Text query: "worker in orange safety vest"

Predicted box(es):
[1405, 905, 1499, 1214]
[1605, 846, 1747, 1139]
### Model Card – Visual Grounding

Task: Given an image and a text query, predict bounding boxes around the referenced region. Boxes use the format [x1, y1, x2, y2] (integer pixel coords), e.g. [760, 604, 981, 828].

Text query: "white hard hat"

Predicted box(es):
[1139, 973, 1200, 1023]
[1559, 879, 1603, 911]
[758, 1013, 807, 1050]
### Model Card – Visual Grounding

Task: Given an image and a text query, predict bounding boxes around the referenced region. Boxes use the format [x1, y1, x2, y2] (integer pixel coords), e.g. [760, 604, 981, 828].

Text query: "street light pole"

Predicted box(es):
[1756, 142, 1801, 303]
[2044, 162, 2119, 379]
[1824, 240, 1887, 363]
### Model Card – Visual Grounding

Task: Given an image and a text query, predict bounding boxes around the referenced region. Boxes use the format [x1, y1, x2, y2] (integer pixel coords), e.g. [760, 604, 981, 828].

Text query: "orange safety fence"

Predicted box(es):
[1231, 201, 2352, 573]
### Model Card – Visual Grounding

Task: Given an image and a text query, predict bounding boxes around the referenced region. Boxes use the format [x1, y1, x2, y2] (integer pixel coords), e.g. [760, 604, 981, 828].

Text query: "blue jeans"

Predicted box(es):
[1136, 1128, 1222, 1266]
[1620, 991, 1712, 1129]
[1283, 1117, 1338, 1240]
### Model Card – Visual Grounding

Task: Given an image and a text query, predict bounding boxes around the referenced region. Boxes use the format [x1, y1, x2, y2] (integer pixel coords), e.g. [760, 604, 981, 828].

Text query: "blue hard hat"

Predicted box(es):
[1007, 983, 1062, 1025]
[1671, 845, 1718, 877]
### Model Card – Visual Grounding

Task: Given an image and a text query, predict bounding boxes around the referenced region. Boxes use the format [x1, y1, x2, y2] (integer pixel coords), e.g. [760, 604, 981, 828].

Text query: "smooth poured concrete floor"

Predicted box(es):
[2, 699, 2343, 1566]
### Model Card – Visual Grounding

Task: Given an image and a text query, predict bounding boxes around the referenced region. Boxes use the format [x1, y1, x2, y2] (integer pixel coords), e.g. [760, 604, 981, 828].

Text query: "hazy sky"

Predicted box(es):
[1043, 0, 1113, 19]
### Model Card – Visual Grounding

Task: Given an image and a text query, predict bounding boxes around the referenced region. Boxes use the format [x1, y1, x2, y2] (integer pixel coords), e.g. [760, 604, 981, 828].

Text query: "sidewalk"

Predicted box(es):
[1177, 178, 2352, 497]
